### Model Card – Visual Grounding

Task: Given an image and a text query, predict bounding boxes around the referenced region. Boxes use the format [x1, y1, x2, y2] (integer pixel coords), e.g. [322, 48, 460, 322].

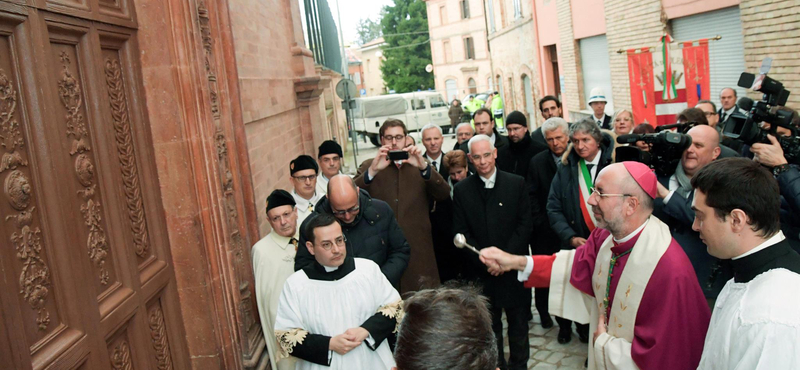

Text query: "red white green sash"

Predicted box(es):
[578, 159, 597, 232]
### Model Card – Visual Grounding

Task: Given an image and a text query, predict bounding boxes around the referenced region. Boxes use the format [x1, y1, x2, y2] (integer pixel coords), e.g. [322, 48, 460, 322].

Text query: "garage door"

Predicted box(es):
[579, 35, 614, 114]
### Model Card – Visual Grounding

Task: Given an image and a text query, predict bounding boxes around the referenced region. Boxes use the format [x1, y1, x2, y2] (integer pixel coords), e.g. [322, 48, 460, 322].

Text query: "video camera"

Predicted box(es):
[616, 131, 692, 177]
[724, 57, 800, 164]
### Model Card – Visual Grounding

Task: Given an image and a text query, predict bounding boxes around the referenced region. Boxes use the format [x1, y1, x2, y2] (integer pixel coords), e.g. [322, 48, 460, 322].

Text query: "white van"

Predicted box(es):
[351, 91, 451, 146]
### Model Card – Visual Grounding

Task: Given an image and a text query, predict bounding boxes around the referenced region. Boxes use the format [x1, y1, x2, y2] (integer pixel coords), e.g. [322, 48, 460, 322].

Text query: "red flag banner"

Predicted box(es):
[626, 48, 657, 127]
[682, 39, 711, 108]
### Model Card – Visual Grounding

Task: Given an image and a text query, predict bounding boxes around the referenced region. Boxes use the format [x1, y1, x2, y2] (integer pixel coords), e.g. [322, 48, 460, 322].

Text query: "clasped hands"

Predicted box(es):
[329, 327, 370, 355]
[479, 247, 528, 276]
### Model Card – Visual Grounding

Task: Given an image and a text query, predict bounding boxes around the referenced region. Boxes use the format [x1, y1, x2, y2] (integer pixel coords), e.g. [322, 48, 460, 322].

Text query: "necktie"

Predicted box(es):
[597, 120, 602, 127]
[432, 161, 437, 172]
[720, 112, 727, 123]
[587, 164, 595, 181]
[290, 238, 298, 251]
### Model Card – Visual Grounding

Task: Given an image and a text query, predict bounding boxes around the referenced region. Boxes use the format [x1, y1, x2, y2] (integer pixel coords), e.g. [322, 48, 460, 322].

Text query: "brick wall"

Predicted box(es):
[556, 0, 583, 116]
[740, 0, 800, 107]
[488, 18, 542, 124]
[604, 0, 665, 111]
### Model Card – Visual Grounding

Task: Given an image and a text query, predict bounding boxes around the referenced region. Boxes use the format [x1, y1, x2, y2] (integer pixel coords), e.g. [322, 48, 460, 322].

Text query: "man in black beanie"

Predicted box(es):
[317, 140, 344, 196]
[290, 154, 322, 226]
[505, 111, 548, 179]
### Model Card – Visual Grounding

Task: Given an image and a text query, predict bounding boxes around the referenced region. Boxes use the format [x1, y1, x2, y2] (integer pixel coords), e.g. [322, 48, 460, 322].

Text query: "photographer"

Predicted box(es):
[654, 125, 732, 304]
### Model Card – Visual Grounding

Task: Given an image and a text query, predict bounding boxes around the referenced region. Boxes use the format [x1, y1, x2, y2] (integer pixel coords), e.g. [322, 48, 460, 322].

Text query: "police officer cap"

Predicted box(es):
[318, 140, 343, 158]
[506, 111, 527, 128]
[290, 155, 319, 175]
[266, 189, 295, 213]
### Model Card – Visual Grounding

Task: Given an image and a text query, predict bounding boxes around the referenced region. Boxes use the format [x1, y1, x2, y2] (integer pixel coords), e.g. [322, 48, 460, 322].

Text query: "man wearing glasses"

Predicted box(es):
[275, 213, 402, 370]
[290, 155, 323, 227]
[294, 175, 410, 290]
[480, 162, 710, 370]
[355, 119, 450, 293]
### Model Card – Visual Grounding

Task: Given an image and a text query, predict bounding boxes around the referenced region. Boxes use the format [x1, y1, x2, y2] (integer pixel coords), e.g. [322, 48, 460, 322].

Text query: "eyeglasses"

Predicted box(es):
[292, 174, 316, 182]
[319, 235, 347, 250]
[331, 204, 360, 217]
[590, 187, 632, 198]
[383, 135, 406, 142]
[703, 111, 718, 117]
[470, 152, 493, 161]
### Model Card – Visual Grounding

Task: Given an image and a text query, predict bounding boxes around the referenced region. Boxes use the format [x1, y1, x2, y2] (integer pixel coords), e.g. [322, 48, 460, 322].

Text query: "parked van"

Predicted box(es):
[352, 91, 450, 146]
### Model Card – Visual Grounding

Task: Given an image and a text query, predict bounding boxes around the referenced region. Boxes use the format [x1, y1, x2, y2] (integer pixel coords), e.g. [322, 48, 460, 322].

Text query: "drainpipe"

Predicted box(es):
[482, 0, 496, 92]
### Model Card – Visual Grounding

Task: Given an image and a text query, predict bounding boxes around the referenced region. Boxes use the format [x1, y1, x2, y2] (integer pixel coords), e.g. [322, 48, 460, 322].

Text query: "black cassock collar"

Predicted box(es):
[303, 254, 355, 281]
[730, 239, 800, 283]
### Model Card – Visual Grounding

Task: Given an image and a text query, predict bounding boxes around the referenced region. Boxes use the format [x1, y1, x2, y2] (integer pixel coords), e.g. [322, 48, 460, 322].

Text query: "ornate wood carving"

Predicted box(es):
[103, 57, 150, 258]
[57, 51, 110, 285]
[111, 340, 133, 370]
[1, 67, 52, 331]
[148, 304, 174, 370]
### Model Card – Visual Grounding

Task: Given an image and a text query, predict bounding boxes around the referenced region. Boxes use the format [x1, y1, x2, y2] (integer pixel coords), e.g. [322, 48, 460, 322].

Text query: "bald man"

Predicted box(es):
[294, 175, 410, 289]
[480, 162, 710, 370]
[654, 124, 733, 302]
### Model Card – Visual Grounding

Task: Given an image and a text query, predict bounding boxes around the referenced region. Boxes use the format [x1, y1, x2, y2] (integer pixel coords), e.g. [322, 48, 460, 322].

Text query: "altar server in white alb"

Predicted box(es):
[691, 158, 800, 370]
[274, 213, 402, 370]
[252, 189, 300, 370]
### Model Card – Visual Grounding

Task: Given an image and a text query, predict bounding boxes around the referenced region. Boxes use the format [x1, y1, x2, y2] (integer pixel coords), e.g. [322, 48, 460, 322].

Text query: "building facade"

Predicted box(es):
[0, 0, 343, 369]
[356, 37, 388, 96]
[425, 0, 493, 103]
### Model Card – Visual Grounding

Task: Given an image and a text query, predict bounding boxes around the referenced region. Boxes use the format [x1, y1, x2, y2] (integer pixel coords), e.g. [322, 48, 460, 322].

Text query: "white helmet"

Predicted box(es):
[587, 87, 607, 105]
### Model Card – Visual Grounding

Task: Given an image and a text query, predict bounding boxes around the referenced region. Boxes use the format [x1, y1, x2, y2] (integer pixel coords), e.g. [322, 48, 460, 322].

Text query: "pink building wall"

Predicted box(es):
[662, 0, 740, 19]
[570, 0, 606, 39]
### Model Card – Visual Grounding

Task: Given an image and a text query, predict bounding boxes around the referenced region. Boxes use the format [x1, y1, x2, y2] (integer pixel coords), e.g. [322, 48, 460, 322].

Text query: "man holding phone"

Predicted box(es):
[354, 119, 451, 293]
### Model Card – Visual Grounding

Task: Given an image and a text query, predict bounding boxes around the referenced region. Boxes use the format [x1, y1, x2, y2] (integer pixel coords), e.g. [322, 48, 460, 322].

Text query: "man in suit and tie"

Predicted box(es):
[452, 134, 532, 370]
[718, 87, 744, 129]
[588, 87, 612, 130]
[526, 117, 570, 331]
[421, 124, 458, 282]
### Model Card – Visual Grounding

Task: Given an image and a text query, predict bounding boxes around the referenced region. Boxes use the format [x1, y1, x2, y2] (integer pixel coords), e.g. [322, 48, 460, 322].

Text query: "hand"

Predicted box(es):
[404, 145, 427, 170]
[368, 146, 392, 177]
[570, 237, 587, 248]
[751, 134, 788, 167]
[593, 310, 607, 344]
[344, 327, 370, 343]
[329, 333, 361, 355]
[656, 182, 669, 199]
[479, 247, 527, 274]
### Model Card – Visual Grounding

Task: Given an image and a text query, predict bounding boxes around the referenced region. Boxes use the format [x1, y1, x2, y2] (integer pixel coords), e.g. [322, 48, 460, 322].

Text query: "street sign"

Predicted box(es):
[425, 64, 433, 73]
[360, 88, 367, 96]
[336, 78, 358, 100]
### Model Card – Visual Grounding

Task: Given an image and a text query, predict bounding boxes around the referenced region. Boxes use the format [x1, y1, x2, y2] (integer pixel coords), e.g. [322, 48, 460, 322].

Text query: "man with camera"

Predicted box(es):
[655, 124, 732, 303]
[691, 158, 800, 369]
[354, 119, 450, 292]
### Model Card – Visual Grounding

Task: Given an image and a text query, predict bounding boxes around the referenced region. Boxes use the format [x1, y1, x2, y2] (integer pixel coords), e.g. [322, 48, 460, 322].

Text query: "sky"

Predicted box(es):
[328, 0, 394, 45]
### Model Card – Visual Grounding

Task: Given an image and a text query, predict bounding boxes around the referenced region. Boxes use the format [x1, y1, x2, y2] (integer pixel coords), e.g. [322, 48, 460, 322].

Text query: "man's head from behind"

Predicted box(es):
[327, 175, 361, 225]
[473, 108, 495, 136]
[318, 140, 343, 179]
[456, 123, 475, 145]
[266, 189, 298, 237]
[304, 213, 347, 267]
[691, 158, 780, 259]
[380, 119, 409, 150]
[588, 162, 655, 236]
[539, 95, 562, 119]
[682, 125, 721, 178]
[393, 286, 498, 370]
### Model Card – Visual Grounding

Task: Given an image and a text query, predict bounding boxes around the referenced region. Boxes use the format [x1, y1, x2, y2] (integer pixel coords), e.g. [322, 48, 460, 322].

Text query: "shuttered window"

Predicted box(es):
[579, 34, 614, 114]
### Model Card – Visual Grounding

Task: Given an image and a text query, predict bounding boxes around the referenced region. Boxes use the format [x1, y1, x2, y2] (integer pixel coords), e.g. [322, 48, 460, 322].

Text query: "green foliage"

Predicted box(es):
[380, 0, 433, 93]
[356, 18, 382, 46]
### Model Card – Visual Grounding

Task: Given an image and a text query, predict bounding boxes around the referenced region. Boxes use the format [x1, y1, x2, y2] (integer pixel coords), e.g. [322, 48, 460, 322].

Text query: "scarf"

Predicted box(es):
[673, 161, 693, 197]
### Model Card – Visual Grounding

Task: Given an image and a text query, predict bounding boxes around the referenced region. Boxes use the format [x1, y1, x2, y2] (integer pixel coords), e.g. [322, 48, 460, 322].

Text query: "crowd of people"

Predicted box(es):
[251, 86, 800, 370]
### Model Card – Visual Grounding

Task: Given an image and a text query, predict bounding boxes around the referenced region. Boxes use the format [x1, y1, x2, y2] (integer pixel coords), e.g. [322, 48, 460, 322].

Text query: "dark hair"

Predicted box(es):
[473, 107, 493, 121]
[691, 158, 780, 237]
[696, 100, 717, 112]
[379, 118, 408, 137]
[302, 213, 338, 244]
[677, 107, 708, 126]
[632, 123, 655, 135]
[539, 95, 562, 111]
[394, 286, 497, 370]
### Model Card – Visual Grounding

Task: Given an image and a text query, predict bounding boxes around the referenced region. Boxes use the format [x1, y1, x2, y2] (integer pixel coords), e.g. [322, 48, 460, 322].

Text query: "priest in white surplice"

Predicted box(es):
[252, 189, 300, 370]
[480, 162, 711, 370]
[690, 158, 800, 369]
[274, 213, 402, 370]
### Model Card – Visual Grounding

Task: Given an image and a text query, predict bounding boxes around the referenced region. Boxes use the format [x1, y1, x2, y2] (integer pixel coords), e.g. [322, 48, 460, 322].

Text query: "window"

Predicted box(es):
[439, 5, 447, 25]
[487, 0, 496, 32]
[412, 98, 427, 110]
[547, 45, 561, 101]
[464, 37, 475, 60]
[460, 0, 470, 19]
[366, 59, 371, 72]
[430, 95, 447, 108]
[353, 72, 362, 85]
[443, 40, 451, 63]
[513, 0, 522, 19]
[523, 75, 534, 118]
[445, 79, 458, 102]
[468, 78, 477, 94]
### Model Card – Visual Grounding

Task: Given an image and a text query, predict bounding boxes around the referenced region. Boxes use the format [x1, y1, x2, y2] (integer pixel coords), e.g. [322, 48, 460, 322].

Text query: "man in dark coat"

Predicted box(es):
[505, 111, 548, 178]
[459, 108, 512, 172]
[453, 134, 532, 370]
[546, 118, 614, 343]
[526, 117, 570, 330]
[294, 175, 410, 289]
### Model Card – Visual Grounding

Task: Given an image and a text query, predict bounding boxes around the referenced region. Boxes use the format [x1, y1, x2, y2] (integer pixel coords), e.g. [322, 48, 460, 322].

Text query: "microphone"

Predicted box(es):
[737, 97, 754, 112]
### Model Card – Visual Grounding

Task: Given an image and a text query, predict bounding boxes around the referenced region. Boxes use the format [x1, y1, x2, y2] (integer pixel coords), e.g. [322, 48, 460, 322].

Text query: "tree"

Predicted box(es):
[380, 0, 433, 93]
[356, 18, 382, 46]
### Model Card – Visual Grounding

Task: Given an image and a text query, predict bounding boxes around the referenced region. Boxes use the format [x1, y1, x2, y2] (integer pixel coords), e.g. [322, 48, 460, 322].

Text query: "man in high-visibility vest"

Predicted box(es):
[490, 91, 504, 131]
[465, 95, 485, 126]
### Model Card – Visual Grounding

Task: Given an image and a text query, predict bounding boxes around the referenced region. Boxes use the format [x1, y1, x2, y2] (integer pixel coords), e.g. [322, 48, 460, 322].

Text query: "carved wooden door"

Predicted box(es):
[0, 1, 189, 369]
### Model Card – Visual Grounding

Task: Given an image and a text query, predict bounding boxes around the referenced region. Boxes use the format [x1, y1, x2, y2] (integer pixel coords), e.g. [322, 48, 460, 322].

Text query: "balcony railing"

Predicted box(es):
[303, 0, 342, 73]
